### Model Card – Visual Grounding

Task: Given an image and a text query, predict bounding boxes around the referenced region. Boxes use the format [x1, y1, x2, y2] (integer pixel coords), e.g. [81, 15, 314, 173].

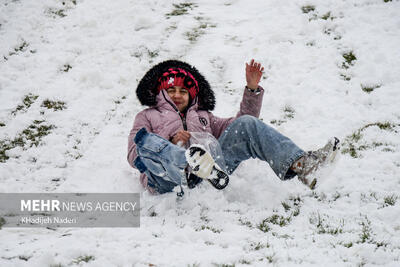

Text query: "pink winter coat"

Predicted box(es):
[127, 87, 264, 189]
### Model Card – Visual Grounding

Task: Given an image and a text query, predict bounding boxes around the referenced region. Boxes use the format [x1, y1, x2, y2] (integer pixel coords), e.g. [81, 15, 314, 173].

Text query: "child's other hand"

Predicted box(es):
[171, 130, 191, 146]
[245, 59, 264, 90]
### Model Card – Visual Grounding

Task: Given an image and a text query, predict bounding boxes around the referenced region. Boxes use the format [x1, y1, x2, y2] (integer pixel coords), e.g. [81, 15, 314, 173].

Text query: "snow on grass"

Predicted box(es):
[1, 0, 400, 266]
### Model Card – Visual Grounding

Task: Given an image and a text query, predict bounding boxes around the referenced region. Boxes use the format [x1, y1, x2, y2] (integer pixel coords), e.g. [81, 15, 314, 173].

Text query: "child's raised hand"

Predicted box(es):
[245, 59, 264, 90]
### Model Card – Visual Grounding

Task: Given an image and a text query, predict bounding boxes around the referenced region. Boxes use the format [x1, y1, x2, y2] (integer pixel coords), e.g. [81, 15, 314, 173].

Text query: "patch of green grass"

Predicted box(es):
[270, 106, 296, 126]
[341, 121, 399, 158]
[258, 213, 291, 232]
[340, 73, 351, 81]
[212, 264, 235, 267]
[282, 195, 302, 216]
[268, 214, 291, 226]
[384, 0, 392, 2]
[250, 241, 269, 251]
[344, 216, 389, 248]
[132, 46, 159, 62]
[375, 241, 388, 248]
[0, 140, 11, 162]
[196, 225, 222, 233]
[361, 192, 379, 204]
[166, 2, 197, 17]
[185, 28, 205, 43]
[333, 191, 341, 201]
[147, 49, 159, 58]
[21, 120, 55, 147]
[198, 21, 217, 29]
[324, 27, 333, 35]
[359, 217, 372, 243]
[375, 122, 397, 130]
[257, 219, 271, 232]
[270, 119, 286, 126]
[342, 51, 357, 69]
[372, 142, 385, 149]
[0, 120, 55, 162]
[41, 99, 67, 111]
[0, 122, 5, 127]
[361, 84, 381, 93]
[271, 106, 296, 125]
[370, 192, 378, 200]
[321, 12, 333, 20]
[11, 93, 39, 115]
[283, 105, 295, 119]
[238, 217, 252, 228]
[341, 144, 358, 158]
[309, 213, 344, 235]
[9, 40, 29, 56]
[200, 214, 209, 223]
[48, 8, 67, 18]
[62, 64, 72, 72]
[301, 5, 315, 13]
[3, 40, 29, 60]
[72, 255, 95, 264]
[281, 201, 291, 212]
[310, 191, 327, 202]
[184, 18, 216, 43]
[265, 253, 276, 263]
[18, 255, 31, 261]
[343, 242, 353, 248]
[383, 194, 397, 206]
[350, 131, 362, 142]
[253, 242, 264, 251]
[289, 195, 302, 206]
[292, 207, 300, 217]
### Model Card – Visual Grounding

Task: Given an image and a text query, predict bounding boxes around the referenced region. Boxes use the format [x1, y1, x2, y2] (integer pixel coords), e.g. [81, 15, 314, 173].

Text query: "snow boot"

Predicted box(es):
[292, 137, 340, 189]
[185, 144, 229, 190]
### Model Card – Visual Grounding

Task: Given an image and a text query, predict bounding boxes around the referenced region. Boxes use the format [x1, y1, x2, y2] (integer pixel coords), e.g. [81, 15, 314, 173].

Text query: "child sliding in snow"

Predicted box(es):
[127, 59, 339, 194]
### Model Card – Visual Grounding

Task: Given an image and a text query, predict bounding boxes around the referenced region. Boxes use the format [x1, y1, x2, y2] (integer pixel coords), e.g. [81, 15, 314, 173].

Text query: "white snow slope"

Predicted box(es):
[1, 0, 400, 266]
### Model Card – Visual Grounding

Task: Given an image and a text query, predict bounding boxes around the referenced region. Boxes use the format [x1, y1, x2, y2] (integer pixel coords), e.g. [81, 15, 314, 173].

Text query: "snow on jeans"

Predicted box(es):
[133, 115, 305, 194]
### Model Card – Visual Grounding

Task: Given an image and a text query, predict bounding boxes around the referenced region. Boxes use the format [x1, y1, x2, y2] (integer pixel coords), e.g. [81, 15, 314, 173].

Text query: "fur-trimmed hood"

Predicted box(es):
[136, 60, 215, 111]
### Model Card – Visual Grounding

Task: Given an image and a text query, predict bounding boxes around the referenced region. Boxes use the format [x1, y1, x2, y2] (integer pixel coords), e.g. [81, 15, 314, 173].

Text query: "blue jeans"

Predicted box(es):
[134, 115, 305, 194]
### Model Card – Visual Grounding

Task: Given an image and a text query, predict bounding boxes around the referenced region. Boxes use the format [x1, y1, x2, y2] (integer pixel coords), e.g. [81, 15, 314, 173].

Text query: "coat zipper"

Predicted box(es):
[181, 114, 187, 130]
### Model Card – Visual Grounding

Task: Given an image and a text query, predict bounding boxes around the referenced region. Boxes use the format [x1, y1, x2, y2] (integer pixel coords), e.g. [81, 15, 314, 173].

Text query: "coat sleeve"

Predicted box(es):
[127, 110, 153, 168]
[209, 86, 264, 139]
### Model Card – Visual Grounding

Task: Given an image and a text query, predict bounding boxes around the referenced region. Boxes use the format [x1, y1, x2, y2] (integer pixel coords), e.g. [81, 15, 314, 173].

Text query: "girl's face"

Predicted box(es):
[166, 86, 189, 112]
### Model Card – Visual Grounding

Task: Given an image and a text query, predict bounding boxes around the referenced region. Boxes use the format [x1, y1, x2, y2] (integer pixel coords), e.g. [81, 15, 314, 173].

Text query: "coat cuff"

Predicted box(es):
[245, 86, 263, 95]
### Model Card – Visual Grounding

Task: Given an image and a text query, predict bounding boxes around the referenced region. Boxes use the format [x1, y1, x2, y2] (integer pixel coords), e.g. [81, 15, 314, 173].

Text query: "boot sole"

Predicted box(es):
[186, 145, 229, 190]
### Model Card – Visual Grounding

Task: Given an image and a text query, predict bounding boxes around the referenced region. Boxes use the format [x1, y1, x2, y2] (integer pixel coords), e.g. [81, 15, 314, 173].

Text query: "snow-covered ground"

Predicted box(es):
[1, 0, 400, 266]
